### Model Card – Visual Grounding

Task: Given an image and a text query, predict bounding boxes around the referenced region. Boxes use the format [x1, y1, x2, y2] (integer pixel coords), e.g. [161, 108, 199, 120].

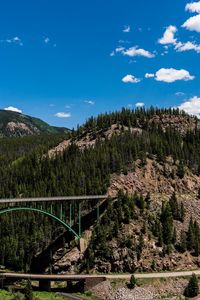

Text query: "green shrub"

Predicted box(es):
[127, 275, 137, 289]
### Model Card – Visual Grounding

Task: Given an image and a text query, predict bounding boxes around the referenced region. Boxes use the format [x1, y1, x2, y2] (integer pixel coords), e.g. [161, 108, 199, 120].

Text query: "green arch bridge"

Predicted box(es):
[0, 195, 107, 238]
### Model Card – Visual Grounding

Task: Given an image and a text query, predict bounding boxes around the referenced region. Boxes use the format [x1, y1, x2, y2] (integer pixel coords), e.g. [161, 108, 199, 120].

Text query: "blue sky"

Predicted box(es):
[1, 0, 200, 128]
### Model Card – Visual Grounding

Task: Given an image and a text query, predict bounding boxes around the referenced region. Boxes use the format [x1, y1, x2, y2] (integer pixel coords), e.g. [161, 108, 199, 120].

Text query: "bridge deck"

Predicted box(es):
[0, 272, 106, 281]
[0, 195, 108, 204]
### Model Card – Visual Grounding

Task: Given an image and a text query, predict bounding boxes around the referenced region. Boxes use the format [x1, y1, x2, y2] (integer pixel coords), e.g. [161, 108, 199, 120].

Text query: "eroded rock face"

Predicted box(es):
[149, 114, 200, 135]
[108, 158, 200, 196]
[6, 121, 40, 136]
[48, 124, 143, 157]
[53, 247, 82, 272]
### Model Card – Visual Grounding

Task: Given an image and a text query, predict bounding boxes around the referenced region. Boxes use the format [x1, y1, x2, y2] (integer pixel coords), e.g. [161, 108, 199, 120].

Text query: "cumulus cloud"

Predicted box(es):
[183, 2, 200, 32]
[113, 46, 155, 58]
[182, 14, 200, 32]
[158, 25, 177, 45]
[186, 1, 200, 13]
[4, 106, 22, 113]
[84, 100, 95, 105]
[175, 41, 200, 52]
[55, 112, 71, 118]
[123, 25, 131, 33]
[155, 68, 195, 83]
[135, 102, 145, 108]
[178, 96, 200, 117]
[122, 46, 155, 58]
[145, 73, 155, 78]
[122, 74, 141, 83]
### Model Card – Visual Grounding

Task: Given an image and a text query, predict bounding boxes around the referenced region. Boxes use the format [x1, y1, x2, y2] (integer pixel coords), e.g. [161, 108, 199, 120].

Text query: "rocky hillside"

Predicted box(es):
[43, 109, 200, 276]
[48, 109, 200, 157]
[2, 107, 200, 278]
[108, 157, 200, 196]
[0, 110, 68, 137]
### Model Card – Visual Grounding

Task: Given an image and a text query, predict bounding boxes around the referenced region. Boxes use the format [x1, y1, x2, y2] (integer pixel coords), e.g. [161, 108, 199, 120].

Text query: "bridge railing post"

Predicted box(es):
[78, 203, 81, 237]
[60, 203, 63, 220]
[97, 202, 100, 220]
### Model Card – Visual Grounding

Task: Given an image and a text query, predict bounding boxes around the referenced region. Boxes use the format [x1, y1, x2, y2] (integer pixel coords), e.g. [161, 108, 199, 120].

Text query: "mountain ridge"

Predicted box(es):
[0, 109, 69, 137]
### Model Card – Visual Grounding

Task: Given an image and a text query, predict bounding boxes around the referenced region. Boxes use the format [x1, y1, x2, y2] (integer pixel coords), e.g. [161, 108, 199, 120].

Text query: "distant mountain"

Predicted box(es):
[0, 110, 69, 137]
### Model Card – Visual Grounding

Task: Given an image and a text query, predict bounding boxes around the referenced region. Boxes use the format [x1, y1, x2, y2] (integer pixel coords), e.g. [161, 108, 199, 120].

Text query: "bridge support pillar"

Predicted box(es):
[39, 279, 51, 292]
[0, 276, 5, 289]
[66, 280, 73, 292]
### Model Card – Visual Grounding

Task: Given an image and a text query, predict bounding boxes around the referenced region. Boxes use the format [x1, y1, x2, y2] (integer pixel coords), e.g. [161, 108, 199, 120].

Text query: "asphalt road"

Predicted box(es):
[57, 293, 83, 300]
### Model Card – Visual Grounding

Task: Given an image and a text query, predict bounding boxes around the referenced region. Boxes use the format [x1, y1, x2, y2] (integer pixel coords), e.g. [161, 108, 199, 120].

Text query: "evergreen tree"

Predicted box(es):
[160, 202, 174, 245]
[179, 230, 187, 252]
[176, 161, 185, 179]
[197, 187, 200, 200]
[184, 274, 199, 298]
[24, 279, 33, 300]
[187, 218, 195, 251]
[128, 275, 137, 289]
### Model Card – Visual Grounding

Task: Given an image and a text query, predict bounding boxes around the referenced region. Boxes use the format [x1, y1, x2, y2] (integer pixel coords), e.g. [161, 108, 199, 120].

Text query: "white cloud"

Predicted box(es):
[118, 39, 131, 44]
[182, 13, 200, 32]
[122, 46, 155, 58]
[178, 96, 200, 117]
[123, 25, 131, 33]
[4, 106, 22, 113]
[115, 46, 125, 52]
[175, 41, 200, 52]
[145, 73, 155, 78]
[155, 68, 195, 83]
[158, 25, 177, 45]
[135, 102, 145, 108]
[1, 36, 23, 46]
[186, 1, 200, 13]
[55, 112, 71, 118]
[44, 37, 50, 44]
[175, 92, 185, 96]
[84, 100, 95, 105]
[112, 45, 155, 58]
[122, 74, 141, 83]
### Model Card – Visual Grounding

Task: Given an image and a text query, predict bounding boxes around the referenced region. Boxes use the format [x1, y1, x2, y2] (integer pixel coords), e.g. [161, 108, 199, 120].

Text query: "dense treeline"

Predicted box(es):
[0, 108, 200, 271]
[2, 126, 200, 197]
[76, 107, 195, 133]
[0, 134, 66, 167]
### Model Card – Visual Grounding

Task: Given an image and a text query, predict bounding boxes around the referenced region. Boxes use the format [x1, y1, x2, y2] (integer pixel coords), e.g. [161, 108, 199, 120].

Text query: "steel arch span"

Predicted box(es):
[0, 207, 80, 239]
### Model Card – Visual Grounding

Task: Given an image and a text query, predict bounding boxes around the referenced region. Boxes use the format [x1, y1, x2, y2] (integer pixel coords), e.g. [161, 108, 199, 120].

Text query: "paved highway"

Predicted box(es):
[57, 293, 83, 300]
[1, 270, 200, 280]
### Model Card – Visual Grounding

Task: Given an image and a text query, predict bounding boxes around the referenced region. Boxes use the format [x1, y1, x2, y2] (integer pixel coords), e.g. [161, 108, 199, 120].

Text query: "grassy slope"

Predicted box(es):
[0, 290, 66, 300]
